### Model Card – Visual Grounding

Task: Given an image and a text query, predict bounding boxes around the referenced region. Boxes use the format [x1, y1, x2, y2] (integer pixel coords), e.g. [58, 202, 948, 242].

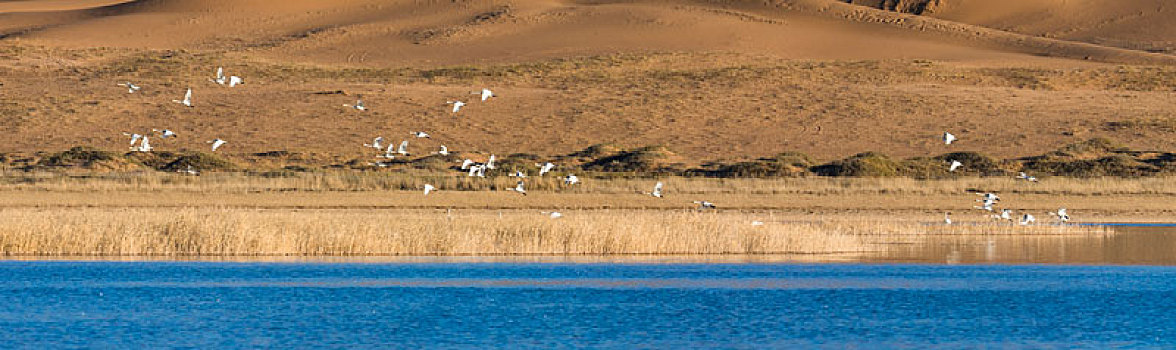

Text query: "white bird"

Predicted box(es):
[751, 221, 765, 226]
[467, 164, 483, 177]
[210, 67, 226, 85]
[228, 76, 243, 87]
[460, 159, 475, 170]
[486, 155, 496, 170]
[542, 211, 562, 219]
[396, 140, 409, 156]
[1017, 172, 1039, 183]
[117, 82, 141, 93]
[975, 199, 996, 212]
[153, 129, 177, 138]
[693, 200, 716, 210]
[510, 171, 527, 178]
[378, 144, 396, 159]
[208, 139, 227, 152]
[513, 181, 527, 196]
[1019, 213, 1037, 226]
[410, 131, 430, 138]
[423, 184, 435, 196]
[977, 193, 1001, 202]
[437, 145, 449, 156]
[944, 212, 952, 225]
[473, 88, 495, 101]
[944, 132, 957, 145]
[648, 182, 664, 198]
[563, 174, 579, 185]
[122, 132, 143, 146]
[1049, 208, 1070, 223]
[135, 136, 152, 152]
[180, 165, 199, 176]
[949, 160, 963, 172]
[991, 209, 1013, 221]
[172, 88, 193, 107]
[364, 137, 384, 150]
[537, 162, 555, 176]
[344, 99, 367, 111]
[447, 100, 466, 113]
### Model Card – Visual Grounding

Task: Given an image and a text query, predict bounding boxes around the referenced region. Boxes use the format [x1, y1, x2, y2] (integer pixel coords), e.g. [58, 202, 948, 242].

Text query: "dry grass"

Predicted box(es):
[0, 208, 1109, 257]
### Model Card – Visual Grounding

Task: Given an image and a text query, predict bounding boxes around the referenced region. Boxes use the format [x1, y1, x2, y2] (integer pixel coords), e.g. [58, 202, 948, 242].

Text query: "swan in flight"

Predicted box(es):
[117, 82, 141, 93]
[537, 162, 555, 176]
[410, 131, 430, 139]
[210, 67, 226, 85]
[208, 138, 227, 152]
[228, 76, 243, 88]
[977, 193, 1001, 202]
[153, 129, 177, 138]
[437, 145, 449, 156]
[472, 88, 495, 102]
[364, 137, 384, 150]
[751, 221, 765, 226]
[1049, 208, 1070, 223]
[122, 132, 143, 146]
[1017, 172, 1039, 182]
[396, 141, 409, 156]
[460, 159, 475, 170]
[542, 211, 562, 219]
[467, 164, 485, 177]
[513, 181, 527, 196]
[949, 160, 963, 172]
[486, 155, 496, 170]
[975, 199, 996, 212]
[447, 101, 465, 114]
[423, 184, 435, 196]
[943, 132, 956, 145]
[378, 144, 396, 159]
[563, 174, 579, 185]
[344, 99, 367, 111]
[172, 88, 193, 107]
[991, 209, 1013, 221]
[1019, 213, 1036, 226]
[648, 182, 664, 198]
[510, 171, 527, 178]
[693, 200, 716, 210]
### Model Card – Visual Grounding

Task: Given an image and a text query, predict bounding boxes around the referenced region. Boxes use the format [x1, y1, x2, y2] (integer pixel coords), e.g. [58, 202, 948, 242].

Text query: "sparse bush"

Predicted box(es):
[813, 152, 901, 177]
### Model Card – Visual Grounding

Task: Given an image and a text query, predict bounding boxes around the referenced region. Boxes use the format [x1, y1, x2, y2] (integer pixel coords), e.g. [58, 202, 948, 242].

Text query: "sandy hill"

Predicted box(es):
[848, 0, 1176, 55]
[0, 0, 1173, 170]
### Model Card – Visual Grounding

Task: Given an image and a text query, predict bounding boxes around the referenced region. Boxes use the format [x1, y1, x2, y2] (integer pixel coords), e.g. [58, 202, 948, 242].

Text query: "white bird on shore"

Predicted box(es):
[153, 129, 177, 138]
[513, 181, 527, 196]
[437, 145, 449, 156]
[135, 136, 152, 152]
[210, 67, 226, 85]
[944, 132, 957, 145]
[1019, 213, 1037, 226]
[228, 76, 243, 87]
[693, 200, 716, 210]
[410, 131, 430, 138]
[208, 138, 227, 152]
[396, 140, 409, 156]
[1017, 172, 1039, 182]
[648, 182, 664, 198]
[949, 160, 963, 172]
[447, 100, 465, 113]
[473, 88, 495, 101]
[1049, 208, 1070, 223]
[542, 211, 562, 219]
[344, 99, 367, 111]
[122, 132, 143, 146]
[117, 82, 141, 93]
[423, 184, 435, 196]
[563, 174, 579, 185]
[944, 212, 952, 225]
[486, 155, 496, 170]
[172, 88, 193, 107]
[537, 162, 555, 176]
[364, 137, 384, 150]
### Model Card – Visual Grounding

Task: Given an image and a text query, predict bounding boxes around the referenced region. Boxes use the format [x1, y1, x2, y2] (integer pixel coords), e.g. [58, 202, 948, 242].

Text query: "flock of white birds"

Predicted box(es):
[941, 132, 1070, 226]
[112, 67, 1073, 225]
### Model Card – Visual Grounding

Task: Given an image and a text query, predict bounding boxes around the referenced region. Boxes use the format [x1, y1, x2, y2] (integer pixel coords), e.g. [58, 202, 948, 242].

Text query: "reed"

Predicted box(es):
[0, 208, 1109, 257]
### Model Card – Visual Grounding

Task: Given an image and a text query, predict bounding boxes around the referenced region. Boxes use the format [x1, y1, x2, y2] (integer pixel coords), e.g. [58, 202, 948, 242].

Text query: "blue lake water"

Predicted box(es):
[1, 261, 1174, 348]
